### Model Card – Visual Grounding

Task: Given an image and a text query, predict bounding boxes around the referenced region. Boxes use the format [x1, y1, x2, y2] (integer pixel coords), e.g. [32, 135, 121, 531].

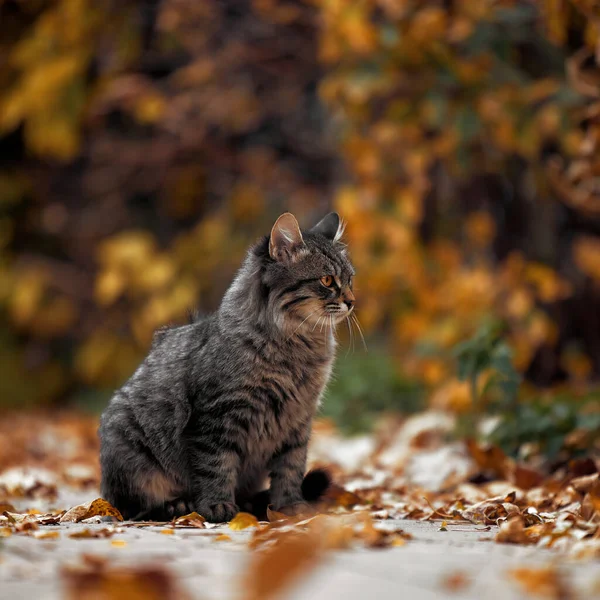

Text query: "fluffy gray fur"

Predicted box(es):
[99, 212, 355, 522]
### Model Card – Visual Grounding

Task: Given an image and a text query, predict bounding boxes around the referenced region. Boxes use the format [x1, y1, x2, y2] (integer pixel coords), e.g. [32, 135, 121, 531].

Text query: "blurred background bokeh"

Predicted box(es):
[1, 0, 599, 458]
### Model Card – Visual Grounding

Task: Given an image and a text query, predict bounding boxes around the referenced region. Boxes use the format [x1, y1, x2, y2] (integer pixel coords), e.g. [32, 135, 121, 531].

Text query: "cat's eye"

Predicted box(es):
[320, 275, 334, 287]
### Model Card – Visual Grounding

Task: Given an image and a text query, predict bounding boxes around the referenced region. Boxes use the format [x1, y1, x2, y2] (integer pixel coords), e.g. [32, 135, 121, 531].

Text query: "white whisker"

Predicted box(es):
[345, 315, 354, 357]
[351, 313, 368, 352]
[312, 316, 323, 332]
[287, 310, 316, 341]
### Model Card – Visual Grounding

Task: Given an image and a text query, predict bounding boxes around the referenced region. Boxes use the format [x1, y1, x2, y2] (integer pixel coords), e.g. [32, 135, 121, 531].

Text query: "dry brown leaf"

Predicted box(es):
[461, 497, 520, 524]
[171, 512, 206, 528]
[466, 440, 510, 479]
[69, 528, 116, 539]
[229, 512, 259, 531]
[242, 528, 322, 600]
[511, 465, 544, 491]
[496, 516, 537, 545]
[571, 473, 599, 495]
[60, 498, 123, 523]
[324, 484, 362, 509]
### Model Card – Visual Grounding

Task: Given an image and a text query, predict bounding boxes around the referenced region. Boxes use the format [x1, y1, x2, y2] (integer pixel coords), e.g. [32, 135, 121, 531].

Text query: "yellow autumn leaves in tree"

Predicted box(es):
[1, 0, 600, 407]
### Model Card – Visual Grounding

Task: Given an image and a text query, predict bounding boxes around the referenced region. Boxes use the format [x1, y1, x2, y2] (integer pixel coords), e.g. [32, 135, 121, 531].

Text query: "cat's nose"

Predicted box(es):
[343, 288, 355, 310]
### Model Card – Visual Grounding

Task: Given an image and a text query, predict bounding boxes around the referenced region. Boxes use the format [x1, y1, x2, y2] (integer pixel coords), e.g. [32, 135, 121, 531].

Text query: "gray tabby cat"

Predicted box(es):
[99, 212, 355, 522]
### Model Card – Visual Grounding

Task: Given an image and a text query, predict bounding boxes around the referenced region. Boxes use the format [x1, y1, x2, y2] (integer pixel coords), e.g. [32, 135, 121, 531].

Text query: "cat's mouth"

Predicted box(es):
[324, 303, 353, 321]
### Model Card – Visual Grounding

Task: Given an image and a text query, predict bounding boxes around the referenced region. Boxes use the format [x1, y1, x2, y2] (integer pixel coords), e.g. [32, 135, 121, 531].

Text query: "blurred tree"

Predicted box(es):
[1, 0, 600, 414]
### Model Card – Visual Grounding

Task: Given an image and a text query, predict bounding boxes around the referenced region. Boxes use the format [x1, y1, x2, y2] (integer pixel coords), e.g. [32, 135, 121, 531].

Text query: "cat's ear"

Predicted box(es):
[269, 213, 305, 262]
[310, 212, 343, 241]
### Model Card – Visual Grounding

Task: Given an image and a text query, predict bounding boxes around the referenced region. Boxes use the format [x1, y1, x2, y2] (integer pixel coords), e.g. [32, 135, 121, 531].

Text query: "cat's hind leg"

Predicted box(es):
[100, 428, 183, 521]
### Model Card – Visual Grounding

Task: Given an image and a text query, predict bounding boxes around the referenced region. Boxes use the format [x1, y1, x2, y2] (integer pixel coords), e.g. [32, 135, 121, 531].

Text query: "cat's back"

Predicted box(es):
[103, 317, 215, 413]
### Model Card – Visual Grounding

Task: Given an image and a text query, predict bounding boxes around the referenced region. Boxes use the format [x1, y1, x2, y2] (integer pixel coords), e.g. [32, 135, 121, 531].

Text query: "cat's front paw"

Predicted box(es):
[197, 501, 239, 523]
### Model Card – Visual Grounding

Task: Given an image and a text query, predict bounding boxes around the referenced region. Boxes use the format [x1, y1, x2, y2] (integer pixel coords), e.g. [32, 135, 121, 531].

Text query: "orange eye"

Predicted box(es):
[320, 275, 334, 287]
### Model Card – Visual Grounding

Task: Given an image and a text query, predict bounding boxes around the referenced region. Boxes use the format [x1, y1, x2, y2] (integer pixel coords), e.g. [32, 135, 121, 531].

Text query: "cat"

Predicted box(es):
[99, 212, 355, 522]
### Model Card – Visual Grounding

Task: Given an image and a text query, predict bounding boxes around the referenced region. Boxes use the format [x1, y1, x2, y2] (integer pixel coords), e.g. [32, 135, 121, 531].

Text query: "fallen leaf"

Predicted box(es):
[229, 512, 259, 531]
[69, 528, 116, 539]
[62, 561, 191, 600]
[509, 566, 570, 599]
[461, 496, 520, 524]
[33, 530, 60, 539]
[511, 465, 544, 490]
[571, 473, 599, 495]
[242, 529, 322, 600]
[266, 506, 289, 523]
[60, 499, 123, 523]
[325, 484, 362, 509]
[160, 529, 174, 535]
[171, 512, 205, 528]
[466, 440, 509, 479]
[442, 571, 471, 592]
[111, 540, 127, 547]
[214, 534, 232, 542]
[496, 516, 537, 545]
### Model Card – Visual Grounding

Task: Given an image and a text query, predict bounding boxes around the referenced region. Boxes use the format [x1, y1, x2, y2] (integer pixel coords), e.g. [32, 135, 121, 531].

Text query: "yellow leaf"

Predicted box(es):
[172, 512, 206, 528]
[229, 512, 259, 530]
[34, 530, 60, 540]
[111, 539, 127, 547]
[214, 534, 232, 542]
[160, 529, 174, 535]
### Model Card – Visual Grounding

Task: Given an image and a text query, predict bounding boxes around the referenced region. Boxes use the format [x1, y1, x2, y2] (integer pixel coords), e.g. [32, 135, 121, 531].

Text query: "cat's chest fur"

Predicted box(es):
[206, 331, 335, 461]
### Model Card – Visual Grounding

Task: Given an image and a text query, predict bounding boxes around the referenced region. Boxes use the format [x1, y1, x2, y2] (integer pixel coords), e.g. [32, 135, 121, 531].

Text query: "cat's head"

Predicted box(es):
[258, 212, 355, 332]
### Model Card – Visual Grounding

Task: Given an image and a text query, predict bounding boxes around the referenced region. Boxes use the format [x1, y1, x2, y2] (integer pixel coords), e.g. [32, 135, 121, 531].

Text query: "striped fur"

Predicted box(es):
[99, 212, 354, 522]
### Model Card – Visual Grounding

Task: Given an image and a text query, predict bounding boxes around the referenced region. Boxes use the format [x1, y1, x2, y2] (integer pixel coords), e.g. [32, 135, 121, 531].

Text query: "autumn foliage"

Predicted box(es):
[1, 0, 600, 425]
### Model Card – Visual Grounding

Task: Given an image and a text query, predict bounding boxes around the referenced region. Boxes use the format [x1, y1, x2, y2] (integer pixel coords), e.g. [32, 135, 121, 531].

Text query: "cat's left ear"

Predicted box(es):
[310, 212, 343, 242]
[269, 213, 305, 262]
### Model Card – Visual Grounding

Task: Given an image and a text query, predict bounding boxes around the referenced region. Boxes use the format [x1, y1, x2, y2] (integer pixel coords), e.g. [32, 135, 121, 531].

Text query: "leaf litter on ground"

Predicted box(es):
[1, 411, 599, 599]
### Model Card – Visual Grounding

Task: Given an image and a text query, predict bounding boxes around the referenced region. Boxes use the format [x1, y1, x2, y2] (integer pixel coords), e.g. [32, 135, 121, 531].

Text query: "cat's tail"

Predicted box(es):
[248, 468, 331, 520]
[301, 468, 331, 502]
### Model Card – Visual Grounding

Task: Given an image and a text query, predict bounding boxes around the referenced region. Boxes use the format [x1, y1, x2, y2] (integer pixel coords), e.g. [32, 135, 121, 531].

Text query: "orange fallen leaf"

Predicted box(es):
[160, 529, 175, 535]
[111, 540, 127, 547]
[509, 566, 570, 599]
[242, 528, 322, 600]
[60, 499, 123, 523]
[214, 534, 232, 542]
[325, 484, 362, 509]
[229, 512, 259, 531]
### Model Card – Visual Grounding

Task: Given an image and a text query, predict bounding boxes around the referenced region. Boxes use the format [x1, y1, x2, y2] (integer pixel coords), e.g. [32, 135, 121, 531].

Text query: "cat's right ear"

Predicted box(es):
[269, 213, 305, 262]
